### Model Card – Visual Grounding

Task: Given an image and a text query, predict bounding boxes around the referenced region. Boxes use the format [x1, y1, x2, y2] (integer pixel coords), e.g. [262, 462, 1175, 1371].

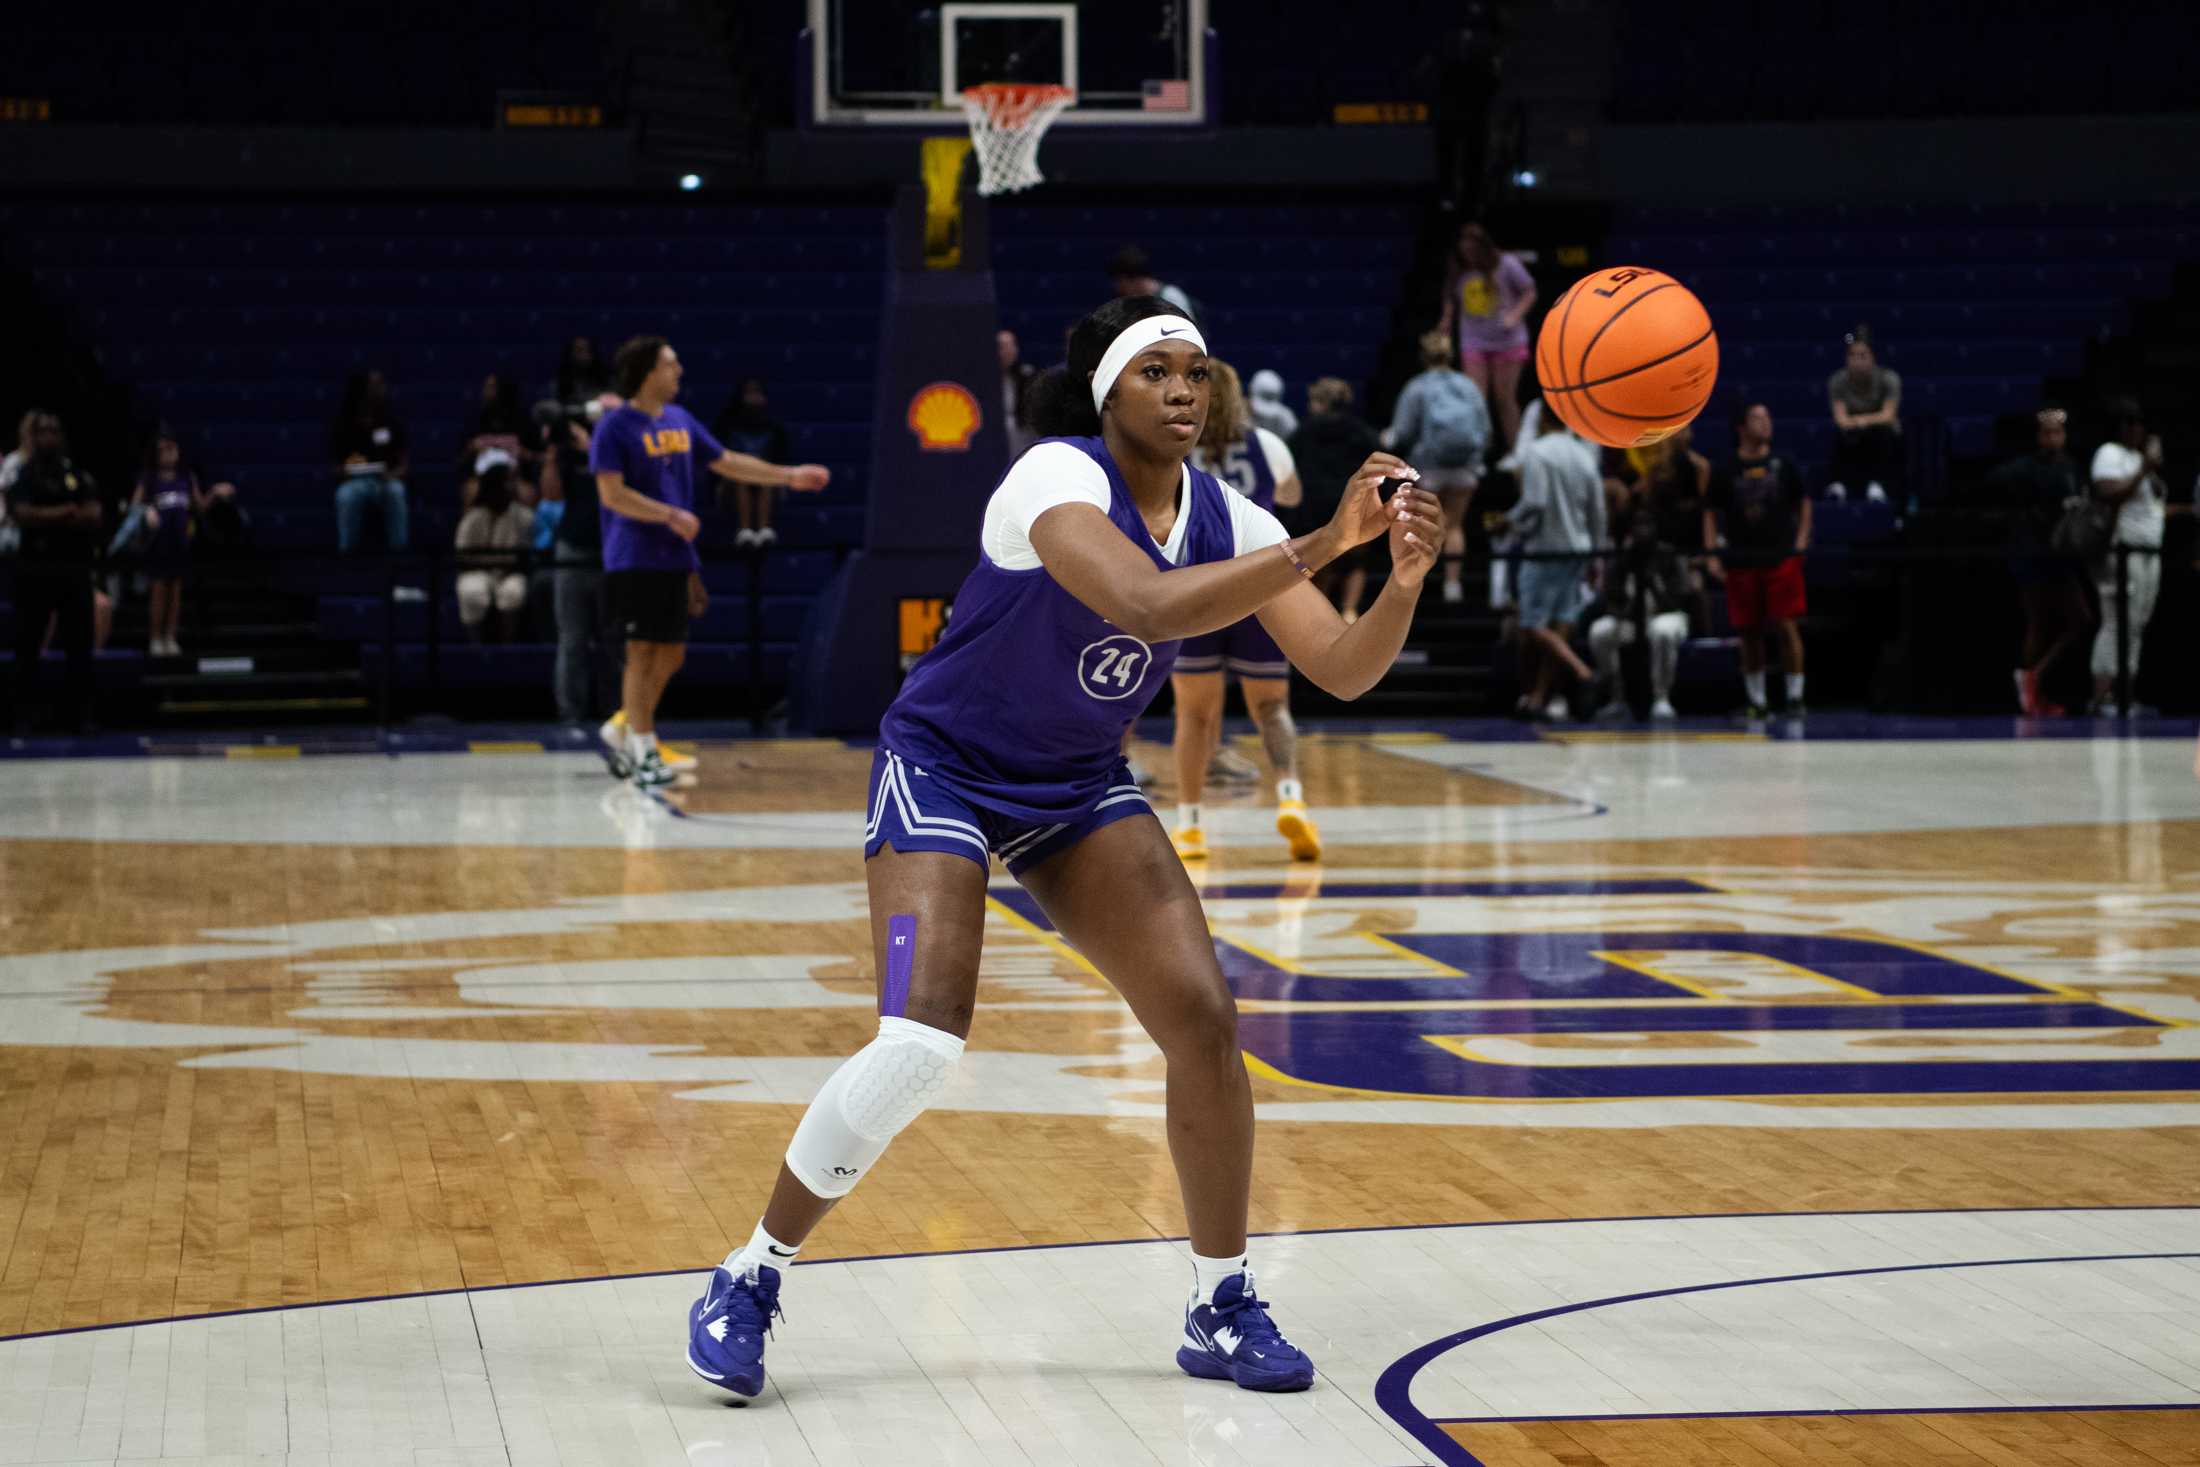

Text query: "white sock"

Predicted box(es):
[1190, 1249, 1250, 1307]
[1177, 803, 1201, 832]
[1786, 673, 1805, 703]
[634, 730, 659, 754]
[723, 1220, 799, 1280]
[1276, 778, 1303, 804]
[1743, 671, 1766, 706]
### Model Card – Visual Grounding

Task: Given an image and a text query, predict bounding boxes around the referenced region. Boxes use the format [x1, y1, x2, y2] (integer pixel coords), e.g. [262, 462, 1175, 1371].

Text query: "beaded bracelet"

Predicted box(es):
[1276, 538, 1315, 580]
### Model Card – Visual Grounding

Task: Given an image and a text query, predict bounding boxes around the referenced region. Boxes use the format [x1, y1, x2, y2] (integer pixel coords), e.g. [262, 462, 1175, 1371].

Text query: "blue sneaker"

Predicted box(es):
[1176, 1273, 1315, 1392]
[687, 1265, 782, 1398]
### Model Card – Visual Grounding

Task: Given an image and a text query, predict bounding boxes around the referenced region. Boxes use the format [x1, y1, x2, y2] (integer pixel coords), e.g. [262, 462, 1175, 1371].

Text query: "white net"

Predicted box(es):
[958, 84, 1074, 197]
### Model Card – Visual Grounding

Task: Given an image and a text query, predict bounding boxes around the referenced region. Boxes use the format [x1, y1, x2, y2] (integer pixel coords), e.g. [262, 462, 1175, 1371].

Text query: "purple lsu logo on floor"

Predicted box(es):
[991, 879, 2199, 1102]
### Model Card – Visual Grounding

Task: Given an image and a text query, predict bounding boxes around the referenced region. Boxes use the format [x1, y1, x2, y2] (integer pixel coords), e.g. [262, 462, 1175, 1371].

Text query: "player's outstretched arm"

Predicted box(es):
[597, 470, 699, 540]
[1256, 488, 1444, 700]
[711, 452, 831, 491]
[1029, 454, 1419, 645]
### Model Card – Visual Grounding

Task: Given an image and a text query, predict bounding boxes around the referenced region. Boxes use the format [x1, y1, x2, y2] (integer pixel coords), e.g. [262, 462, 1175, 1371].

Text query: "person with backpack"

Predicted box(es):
[1385, 329, 1493, 604]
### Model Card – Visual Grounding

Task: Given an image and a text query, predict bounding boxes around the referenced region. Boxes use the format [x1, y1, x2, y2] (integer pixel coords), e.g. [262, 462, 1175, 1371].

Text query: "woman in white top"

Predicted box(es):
[453, 454, 536, 641]
[2088, 401, 2165, 715]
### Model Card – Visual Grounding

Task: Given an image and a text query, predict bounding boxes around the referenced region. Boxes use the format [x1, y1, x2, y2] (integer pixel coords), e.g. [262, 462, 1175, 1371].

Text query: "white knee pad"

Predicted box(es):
[784, 1017, 964, 1199]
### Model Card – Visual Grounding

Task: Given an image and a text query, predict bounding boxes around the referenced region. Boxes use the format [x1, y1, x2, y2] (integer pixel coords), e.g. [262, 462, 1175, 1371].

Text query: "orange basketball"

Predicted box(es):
[1534, 266, 1719, 449]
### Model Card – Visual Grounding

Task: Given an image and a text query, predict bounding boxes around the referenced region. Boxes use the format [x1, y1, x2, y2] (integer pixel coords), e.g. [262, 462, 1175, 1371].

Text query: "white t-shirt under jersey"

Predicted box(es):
[983, 440, 1290, 571]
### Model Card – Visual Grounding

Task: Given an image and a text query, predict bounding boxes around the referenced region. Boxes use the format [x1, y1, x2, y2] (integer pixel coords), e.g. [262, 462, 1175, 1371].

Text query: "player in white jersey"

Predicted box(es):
[1169, 360, 1320, 861]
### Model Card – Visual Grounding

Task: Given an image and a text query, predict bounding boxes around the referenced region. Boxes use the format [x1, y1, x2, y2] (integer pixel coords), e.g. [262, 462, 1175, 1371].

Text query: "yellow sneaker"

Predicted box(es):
[1172, 824, 1209, 862]
[611, 712, 698, 772]
[1275, 800, 1322, 862]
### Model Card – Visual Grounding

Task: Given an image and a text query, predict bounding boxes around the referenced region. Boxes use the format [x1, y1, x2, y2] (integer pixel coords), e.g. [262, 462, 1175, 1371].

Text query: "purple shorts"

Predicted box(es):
[1177, 616, 1289, 679]
[862, 746, 1155, 875]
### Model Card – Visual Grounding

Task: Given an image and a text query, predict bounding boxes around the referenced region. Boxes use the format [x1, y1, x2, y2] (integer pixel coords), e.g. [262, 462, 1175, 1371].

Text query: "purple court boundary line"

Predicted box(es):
[1372, 1250, 2200, 1467]
[1431, 1402, 2200, 1424]
[2, 1204, 2191, 1348]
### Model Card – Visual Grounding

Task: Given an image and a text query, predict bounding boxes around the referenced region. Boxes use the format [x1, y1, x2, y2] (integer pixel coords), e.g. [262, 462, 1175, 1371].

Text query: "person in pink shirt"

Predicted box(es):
[1437, 222, 1537, 448]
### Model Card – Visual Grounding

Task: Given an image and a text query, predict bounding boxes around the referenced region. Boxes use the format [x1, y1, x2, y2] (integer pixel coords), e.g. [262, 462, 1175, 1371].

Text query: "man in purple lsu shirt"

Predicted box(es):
[684, 296, 1445, 1400]
[589, 337, 828, 788]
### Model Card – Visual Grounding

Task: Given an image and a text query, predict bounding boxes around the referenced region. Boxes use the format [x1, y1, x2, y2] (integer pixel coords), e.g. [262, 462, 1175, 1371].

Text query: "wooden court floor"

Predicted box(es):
[1, 729, 2196, 1465]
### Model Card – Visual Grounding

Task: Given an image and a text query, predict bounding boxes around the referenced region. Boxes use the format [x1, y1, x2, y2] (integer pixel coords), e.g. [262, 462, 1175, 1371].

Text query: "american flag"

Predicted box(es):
[1141, 78, 1191, 111]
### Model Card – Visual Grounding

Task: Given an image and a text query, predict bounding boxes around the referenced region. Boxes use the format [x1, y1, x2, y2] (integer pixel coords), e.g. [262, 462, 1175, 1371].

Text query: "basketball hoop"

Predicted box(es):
[958, 83, 1074, 197]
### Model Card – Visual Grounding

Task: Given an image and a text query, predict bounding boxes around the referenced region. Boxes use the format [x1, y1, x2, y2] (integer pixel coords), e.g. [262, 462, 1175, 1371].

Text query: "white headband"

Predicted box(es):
[1091, 315, 1207, 416]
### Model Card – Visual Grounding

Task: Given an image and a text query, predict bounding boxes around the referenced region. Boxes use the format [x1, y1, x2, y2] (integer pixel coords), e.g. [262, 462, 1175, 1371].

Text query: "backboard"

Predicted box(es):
[807, 0, 1210, 129]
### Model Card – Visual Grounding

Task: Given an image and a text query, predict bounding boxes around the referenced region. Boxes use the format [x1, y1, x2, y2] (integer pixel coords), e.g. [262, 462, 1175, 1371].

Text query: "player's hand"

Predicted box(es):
[1384, 486, 1445, 591]
[1330, 453, 1419, 548]
[1704, 555, 1726, 583]
[687, 572, 710, 619]
[666, 507, 701, 542]
[787, 464, 831, 492]
[144, 507, 161, 531]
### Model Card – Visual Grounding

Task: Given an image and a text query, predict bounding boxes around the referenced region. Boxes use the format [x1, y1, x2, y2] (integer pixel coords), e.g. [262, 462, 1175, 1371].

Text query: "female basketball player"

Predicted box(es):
[1168, 358, 1320, 863]
[687, 296, 1441, 1399]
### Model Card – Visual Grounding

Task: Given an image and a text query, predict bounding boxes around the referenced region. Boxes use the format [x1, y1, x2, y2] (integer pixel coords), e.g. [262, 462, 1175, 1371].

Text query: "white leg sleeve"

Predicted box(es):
[783, 1016, 964, 1199]
[1648, 612, 1687, 697]
[1587, 617, 1621, 680]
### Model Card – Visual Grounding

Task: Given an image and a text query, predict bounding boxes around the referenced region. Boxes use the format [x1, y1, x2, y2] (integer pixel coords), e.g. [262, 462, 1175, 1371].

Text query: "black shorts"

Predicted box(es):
[606, 569, 691, 644]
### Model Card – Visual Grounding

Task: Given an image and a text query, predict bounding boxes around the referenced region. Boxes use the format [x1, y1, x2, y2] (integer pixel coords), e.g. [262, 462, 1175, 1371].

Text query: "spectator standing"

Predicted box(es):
[997, 331, 1039, 459]
[1706, 404, 1811, 719]
[1248, 370, 1299, 440]
[331, 368, 410, 553]
[1385, 328, 1493, 604]
[1106, 244, 1201, 319]
[1826, 327, 1900, 502]
[554, 336, 610, 406]
[1589, 509, 1692, 721]
[542, 410, 618, 728]
[2088, 399, 2166, 716]
[134, 428, 206, 657]
[713, 377, 796, 549]
[6, 412, 102, 733]
[1988, 407, 2092, 716]
[0, 408, 39, 555]
[1505, 410, 1605, 720]
[454, 454, 534, 642]
[1437, 223, 1536, 448]
[1288, 377, 1383, 621]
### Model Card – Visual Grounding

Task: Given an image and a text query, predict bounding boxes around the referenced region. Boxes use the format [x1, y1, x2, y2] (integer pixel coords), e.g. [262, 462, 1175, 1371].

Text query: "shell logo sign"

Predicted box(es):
[907, 381, 982, 452]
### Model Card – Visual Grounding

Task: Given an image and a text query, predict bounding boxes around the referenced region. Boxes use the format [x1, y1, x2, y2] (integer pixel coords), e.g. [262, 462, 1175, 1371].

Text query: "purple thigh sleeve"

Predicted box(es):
[881, 914, 916, 1018]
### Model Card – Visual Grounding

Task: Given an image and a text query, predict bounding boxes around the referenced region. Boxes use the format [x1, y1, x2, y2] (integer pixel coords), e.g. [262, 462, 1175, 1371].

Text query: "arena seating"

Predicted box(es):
[991, 201, 1416, 411]
[1611, 203, 2199, 479]
[0, 3, 610, 128]
[1610, 0, 2190, 124]
[0, 199, 884, 707]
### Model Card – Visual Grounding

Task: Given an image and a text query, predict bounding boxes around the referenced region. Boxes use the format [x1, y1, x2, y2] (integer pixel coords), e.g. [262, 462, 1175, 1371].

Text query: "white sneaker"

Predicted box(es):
[1651, 698, 1677, 720]
[1543, 696, 1570, 723]
[1824, 481, 1848, 502]
[1865, 482, 1888, 504]
[1441, 579, 1464, 605]
[1596, 699, 1628, 723]
[755, 526, 778, 547]
[631, 747, 678, 789]
[392, 585, 428, 603]
[597, 715, 633, 779]
[735, 528, 759, 549]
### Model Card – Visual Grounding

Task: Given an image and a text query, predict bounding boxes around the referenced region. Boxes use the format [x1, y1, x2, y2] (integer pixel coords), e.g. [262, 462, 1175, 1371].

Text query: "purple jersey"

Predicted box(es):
[587, 403, 723, 572]
[1197, 430, 1280, 514]
[879, 436, 1240, 823]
